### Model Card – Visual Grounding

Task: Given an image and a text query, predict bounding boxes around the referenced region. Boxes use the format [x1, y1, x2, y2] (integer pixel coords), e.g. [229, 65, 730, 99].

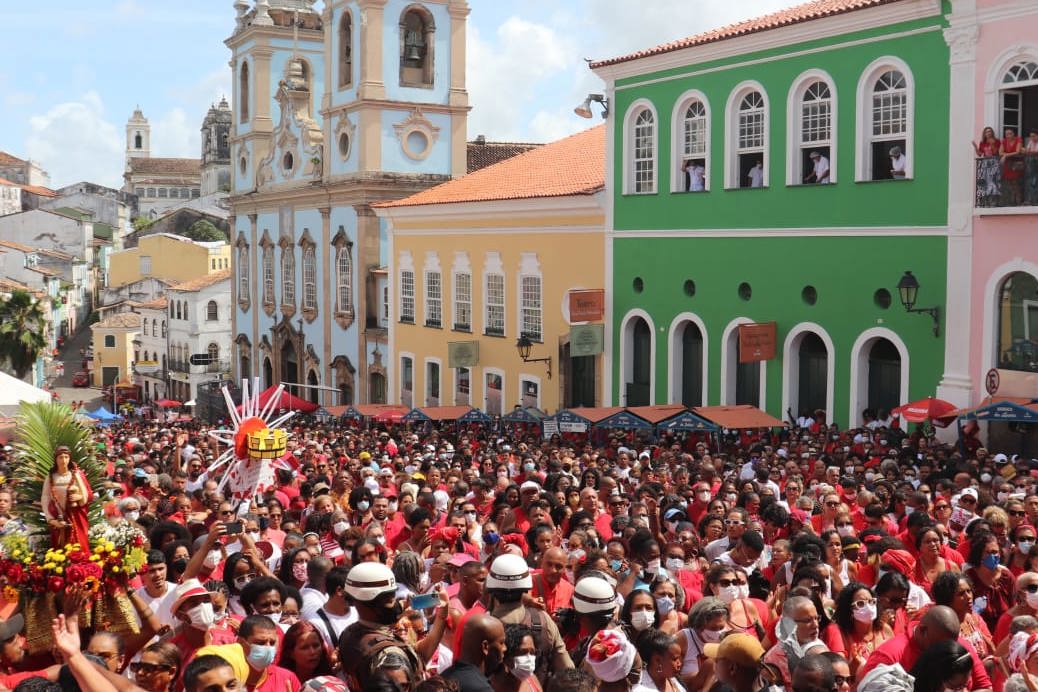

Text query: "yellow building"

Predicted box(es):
[374, 126, 605, 414]
[107, 233, 230, 289]
[90, 312, 141, 388]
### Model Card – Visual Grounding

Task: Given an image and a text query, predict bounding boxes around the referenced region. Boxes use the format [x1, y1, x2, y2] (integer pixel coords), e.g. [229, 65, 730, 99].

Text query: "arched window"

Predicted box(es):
[183, 302, 188, 321]
[263, 245, 275, 306]
[624, 103, 657, 194]
[239, 61, 250, 122]
[281, 247, 295, 306]
[997, 271, 1038, 372]
[134, 132, 142, 150]
[788, 73, 835, 185]
[336, 243, 353, 316]
[999, 60, 1038, 144]
[206, 300, 218, 321]
[302, 246, 317, 311]
[857, 59, 913, 181]
[729, 86, 767, 189]
[400, 6, 434, 87]
[339, 11, 353, 89]
[673, 93, 709, 192]
[207, 343, 220, 367]
[175, 302, 181, 320]
[169, 301, 174, 318]
[161, 320, 166, 338]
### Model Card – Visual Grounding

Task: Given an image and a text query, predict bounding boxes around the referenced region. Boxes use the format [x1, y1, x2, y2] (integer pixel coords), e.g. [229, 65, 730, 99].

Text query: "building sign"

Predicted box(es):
[570, 324, 604, 357]
[738, 322, 777, 363]
[569, 289, 604, 323]
[448, 341, 479, 368]
[985, 368, 1000, 396]
[134, 360, 161, 375]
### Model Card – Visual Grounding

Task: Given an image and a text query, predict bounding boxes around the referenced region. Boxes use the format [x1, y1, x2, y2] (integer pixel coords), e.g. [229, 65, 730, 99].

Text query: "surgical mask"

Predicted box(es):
[213, 609, 227, 621]
[1021, 541, 1036, 555]
[234, 575, 253, 591]
[389, 501, 398, 513]
[630, 610, 655, 631]
[511, 654, 536, 680]
[645, 558, 661, 575]
[123, 511, 140, 522]
[904, 506, 915, 516]
[701, 628, 726, 643]
[864, 472, 875, 483]
[357, 501, 370, 512]
[697, 491, 711, 503]
[666, 557, 684, 572]
[725, 493, 738, 504]
[524, 463, 535, 473]
[838, 525, 855, 538]
[610, 559, 623, 572]
[853, 603, 877, 624]
[246, 643, 277, 671]
[738, 584, 750, 600]
[293, 562, 309, 582]
[982, 554, 1001, 570]
[187, 602, 215, 629]
[998, 491, 1010, 503]
[1027, 590, 1038, 610]
[333, 521, 349, 536]
[656, 595, 675, 616]
[465, 511, 477, 522]
[265, 611, 282, 624]
[718, 585, 740, 604]
[203, 550, 221, 570]
[981, 473, 992, 484]
[246, 531, 260, 543]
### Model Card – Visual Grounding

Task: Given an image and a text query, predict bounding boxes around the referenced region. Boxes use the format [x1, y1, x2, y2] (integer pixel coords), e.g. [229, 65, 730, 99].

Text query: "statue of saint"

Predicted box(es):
[41, 445, 93, 550]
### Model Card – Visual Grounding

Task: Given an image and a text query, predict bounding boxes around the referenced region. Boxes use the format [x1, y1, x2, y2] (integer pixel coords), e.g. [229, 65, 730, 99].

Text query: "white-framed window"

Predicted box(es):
[262, 246, 274, 305]
[206, 300, 218, 321]
[485, 273, 505, 336]
[726, 82, 768, 189]
[424, 270, 442, 327]
[856, 57, 914, 181]
[238, 245, 249, 299]
[400, 270, 415, 323]
[484, 368, 504, 417]
[454, 272, 471, 330]
[455, 366, 471, 405]
[671, 90, 710, 192]
[998, 59, 1038, 135]
[425, 358, 441, 406]
[383, 284, 389, 322]
[787, 71, 836, 185]
[281, 247, 295, 306]
[623, 100, 658, 194]
[400, 354, 414, 408]
[140, 255, 152, 275]
[335, 244, 353, 315]
[520, 275, 542, 341]
[302, 246, 317, 311]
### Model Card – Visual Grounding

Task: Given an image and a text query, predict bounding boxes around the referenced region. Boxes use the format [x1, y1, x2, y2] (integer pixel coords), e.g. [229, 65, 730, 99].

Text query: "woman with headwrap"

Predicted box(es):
[1005, 631, 1038, 692]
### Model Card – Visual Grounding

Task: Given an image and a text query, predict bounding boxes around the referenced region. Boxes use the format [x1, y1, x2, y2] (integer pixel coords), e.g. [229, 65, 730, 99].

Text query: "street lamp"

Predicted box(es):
[515, 334, 552, 379]
[896, 271, 941, 337]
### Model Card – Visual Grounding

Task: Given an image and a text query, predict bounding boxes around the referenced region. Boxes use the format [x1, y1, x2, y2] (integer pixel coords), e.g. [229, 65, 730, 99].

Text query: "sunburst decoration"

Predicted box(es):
[206, 378, 295, 513]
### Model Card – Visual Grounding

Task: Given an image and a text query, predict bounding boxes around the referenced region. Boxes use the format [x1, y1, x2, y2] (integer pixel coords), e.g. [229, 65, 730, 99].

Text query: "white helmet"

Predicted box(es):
[344, 562, 397, 602]
[573, 576, 618, 614]
[486, 553, 533, 590]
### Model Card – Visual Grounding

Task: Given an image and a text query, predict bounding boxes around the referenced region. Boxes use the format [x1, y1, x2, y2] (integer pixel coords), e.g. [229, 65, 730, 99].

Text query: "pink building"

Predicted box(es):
[940, 0, 1038, 449]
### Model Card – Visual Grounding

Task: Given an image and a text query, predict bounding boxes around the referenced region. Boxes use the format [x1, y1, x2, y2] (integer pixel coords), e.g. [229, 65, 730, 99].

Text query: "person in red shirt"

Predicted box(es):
[169, 579, 238, 663]
[237, 615, 301, 692]
[529, 547, 574, 617]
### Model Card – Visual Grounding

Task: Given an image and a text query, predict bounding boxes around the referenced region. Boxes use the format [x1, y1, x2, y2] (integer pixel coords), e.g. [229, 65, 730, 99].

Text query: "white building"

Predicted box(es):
[165, 270, 232, 403]
[133, 297, 168, 403]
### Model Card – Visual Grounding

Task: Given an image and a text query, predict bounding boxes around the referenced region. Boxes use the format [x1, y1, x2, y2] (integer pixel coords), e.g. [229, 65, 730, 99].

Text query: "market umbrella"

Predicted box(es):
[892, 396, 958, 427]
[154, 399, 182, 409]
[376, 409, 406, 424]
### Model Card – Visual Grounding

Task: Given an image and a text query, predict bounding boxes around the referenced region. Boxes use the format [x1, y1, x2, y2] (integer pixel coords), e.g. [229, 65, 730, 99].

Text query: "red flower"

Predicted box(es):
[83, 563, 102, 580]
[65, 564, 86, 583]
[47, 576, 64, 592]
[3, 563, 25, 584]
[132, 535, 143, 547]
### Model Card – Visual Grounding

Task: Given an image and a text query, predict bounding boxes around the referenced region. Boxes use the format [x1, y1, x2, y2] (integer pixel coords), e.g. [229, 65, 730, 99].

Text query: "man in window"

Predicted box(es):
[804, 151, 830, 184]
[683, 159, 706, 192]
[889, 146, 907, 179]
[748, 160, 764, 188]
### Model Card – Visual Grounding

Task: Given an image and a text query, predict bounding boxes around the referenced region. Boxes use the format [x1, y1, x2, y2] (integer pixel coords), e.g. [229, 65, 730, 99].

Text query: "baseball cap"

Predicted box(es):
[0, 613, 24, 641]
[704, 633, 765, 668]
[448, 553, 476, 568]
[170, 578, 210, 615]
[312, 482, 330, 496]
[520, 480, 540, 492]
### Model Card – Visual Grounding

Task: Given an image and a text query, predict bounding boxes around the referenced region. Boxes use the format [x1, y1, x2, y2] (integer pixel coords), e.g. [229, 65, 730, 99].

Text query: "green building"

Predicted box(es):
[590, 0, 952, 427]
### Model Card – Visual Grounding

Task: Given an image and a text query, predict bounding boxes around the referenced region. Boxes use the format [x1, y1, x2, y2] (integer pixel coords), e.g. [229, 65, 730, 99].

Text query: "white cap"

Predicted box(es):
[520, 480, 540, 492]
[959, 487, 979, 501]
[994, 453, 1009, 464]
[486, 554, 533, 590]
[344, 562, 397, 601]
[573, 576, 618, 614]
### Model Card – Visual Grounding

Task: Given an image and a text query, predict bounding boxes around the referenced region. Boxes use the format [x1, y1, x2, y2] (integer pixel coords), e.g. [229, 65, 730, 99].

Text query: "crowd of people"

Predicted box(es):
[0, 411, 1036, 692]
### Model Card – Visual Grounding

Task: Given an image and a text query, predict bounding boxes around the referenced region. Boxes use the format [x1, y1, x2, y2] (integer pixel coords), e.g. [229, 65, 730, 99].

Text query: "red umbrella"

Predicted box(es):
[154, 399, 182, 409]
[892, 396, 958, 427]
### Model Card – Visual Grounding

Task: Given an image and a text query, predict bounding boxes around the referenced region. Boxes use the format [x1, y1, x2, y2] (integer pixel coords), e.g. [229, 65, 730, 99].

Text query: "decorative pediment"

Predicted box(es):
[305, 344, 321, 369]
[259, 229, 274, 249]
[258, 335, 273, 354]
[235, 333, 252, 348]
[235, 232, 249, 249]
[393, 107, 440, 161]
[331, 224, 352, 249]
[331, 355, 356, 375]
[255, 60, 325, 189]
[297, 228, 316, 249]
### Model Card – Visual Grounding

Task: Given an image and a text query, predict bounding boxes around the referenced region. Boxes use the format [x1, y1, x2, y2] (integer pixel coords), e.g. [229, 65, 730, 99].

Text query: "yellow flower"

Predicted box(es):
[105, 542, 115, 552]
[43, 563, 55, 570]
[52, 554, 65, 564]
[111, 566, 120, 573]
[54, 567, 63, 575]
[12, 550, 21, 558]
[89, 555, 101, 562]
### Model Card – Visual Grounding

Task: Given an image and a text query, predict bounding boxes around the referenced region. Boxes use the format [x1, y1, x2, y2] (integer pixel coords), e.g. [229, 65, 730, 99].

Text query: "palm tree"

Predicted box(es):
[0, 290, 48, 380]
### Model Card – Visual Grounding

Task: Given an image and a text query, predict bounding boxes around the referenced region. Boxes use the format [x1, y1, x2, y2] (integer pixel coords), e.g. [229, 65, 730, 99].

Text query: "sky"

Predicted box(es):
[0, 0, 797, 190]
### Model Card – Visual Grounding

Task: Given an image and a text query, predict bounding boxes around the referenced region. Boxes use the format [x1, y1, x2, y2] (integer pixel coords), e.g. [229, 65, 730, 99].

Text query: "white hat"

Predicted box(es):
[344, 562, 397, 602]
[520, 480, 540, 492]
[959, 487, 979, 501]
[573, 576, 618, 614]
[994, 453, 1009, 464]
[486, 554, 532, 590]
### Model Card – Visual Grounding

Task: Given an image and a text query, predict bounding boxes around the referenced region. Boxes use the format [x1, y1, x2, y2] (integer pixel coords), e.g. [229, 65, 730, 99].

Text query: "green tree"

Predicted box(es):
[0, 290, 47, 380]
[184, 219, 227, 242]
[131, 216, 155, 233]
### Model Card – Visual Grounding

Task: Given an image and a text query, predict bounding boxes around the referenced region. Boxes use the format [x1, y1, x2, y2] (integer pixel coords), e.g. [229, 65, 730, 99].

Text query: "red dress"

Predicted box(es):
[1003, 136, 1023, 180]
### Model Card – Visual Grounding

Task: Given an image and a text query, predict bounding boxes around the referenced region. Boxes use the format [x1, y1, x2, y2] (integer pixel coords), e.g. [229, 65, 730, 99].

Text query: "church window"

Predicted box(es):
[147, 188, 156, 198]
[335, 242, 353, 317]
[282, 247, 295, 307]
[207, 300, 218, 321]
[302, 246, 317, 312]
[263, 245, 274, 306]
[283, 152, 294, 172]
[339, 11, 353, 89]
[239, 62, 250, 122]
[134, 132, 142, 149]
[400, 6, 434, 87]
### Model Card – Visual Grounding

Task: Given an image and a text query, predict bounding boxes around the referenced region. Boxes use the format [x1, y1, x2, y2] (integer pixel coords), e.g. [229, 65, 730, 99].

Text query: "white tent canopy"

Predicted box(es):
[0, 370, 52, 415]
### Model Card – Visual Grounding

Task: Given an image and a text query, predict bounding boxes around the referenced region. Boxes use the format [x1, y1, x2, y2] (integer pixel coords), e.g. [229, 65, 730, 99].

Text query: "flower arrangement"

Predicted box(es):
[0, 522, 146, 599]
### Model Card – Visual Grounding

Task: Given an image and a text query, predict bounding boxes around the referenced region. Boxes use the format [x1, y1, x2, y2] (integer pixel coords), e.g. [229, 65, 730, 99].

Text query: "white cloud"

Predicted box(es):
[5, 92, 35, 108]
[25, 91, 123, 189]
[151, 108, 198, 159]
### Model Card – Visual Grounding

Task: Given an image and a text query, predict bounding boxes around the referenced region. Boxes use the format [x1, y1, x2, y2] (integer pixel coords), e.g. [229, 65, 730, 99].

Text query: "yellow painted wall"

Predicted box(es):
[90, 328, 138, 388]
[392, 224, 604, 414]
[108, 235, 231, 288]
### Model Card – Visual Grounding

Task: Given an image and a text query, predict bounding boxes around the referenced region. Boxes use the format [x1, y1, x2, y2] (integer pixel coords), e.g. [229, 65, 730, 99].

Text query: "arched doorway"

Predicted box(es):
[867, 339, 901, 414]
[307, 370, 319, 404]
[735, 331, 761, 406]
[797, 333, 828, 416]
[240, 355, 251, 383]
[997, 271, 1038, 372]
[370, 372, 387, 404]
[679, 322, 703, 407]
[623, 315, 652, 406]
[262, 358, 273, 390]
[281, 346, 298, 397]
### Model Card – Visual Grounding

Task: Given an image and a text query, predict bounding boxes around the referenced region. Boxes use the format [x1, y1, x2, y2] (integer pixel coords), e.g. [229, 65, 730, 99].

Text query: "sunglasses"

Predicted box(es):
[825, 501, 840, 508]
[130, 662, 174, 674]
[1010, 510, 1027, 517]
[725, 520, 744, 526]
[716, 579, 739, 588]
[851, 598, 876, 609]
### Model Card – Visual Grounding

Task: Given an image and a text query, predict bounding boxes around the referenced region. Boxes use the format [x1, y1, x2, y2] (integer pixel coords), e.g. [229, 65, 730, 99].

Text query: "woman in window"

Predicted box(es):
[974, 126, 1003, 206]
[1002, 126, 1025, 205]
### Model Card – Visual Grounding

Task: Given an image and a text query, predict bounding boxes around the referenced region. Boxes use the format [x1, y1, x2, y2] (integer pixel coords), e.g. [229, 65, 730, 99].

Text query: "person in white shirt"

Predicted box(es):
[139, 551, 179, 632]
[890, 146, 907, 178]
[805, 151, 830, 184]
[300, 556, 332, 619]
[306, 566, 357, 648]
[683, 159, 706, 192]
[748, 161, 764, 188]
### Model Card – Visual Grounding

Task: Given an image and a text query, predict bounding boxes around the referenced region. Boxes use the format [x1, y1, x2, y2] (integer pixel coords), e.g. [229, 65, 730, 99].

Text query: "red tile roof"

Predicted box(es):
[466, 140, 542, 173]
[375, 126, 604, 208]
[591, 0, 901, 68]
[169, 268, 232, 292]
[127, 157, 201, 176]
[0, 152, 26, 167]
[0, 177, 57, 197]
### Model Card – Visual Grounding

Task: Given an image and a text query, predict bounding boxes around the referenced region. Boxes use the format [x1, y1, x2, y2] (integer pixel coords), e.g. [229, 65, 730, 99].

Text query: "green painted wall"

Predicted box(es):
[610, 15, 950, 230]
[611, 235, 947, 426]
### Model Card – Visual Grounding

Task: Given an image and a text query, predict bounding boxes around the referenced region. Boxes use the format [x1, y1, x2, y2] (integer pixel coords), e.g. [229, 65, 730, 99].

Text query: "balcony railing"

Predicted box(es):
[167, 359, 230, 375]
[976, 154, 1038, 208]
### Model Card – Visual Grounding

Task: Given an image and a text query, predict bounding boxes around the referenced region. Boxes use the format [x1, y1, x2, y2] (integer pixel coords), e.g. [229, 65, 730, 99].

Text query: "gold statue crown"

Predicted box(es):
[246, 428, 287, 459]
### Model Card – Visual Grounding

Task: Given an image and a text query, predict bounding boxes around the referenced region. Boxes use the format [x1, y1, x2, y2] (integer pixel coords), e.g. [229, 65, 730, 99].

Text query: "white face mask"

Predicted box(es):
[838, 525, 855, 538]
[511, 654, 537, 679]
[333, 520, 349, 536]
[123, 510, 140, 522]
[666, 557, 685, 573]
[1020, 540, 1035, 555]
[187, 602, 215, 629]
[357, 501, 370, 512]
[246, 531, 260, 543]
[630, 609, 655, 631]
[656, 595, 675, 616]
[853, 603, 877, 624]
[718, 585, 740, 604]
[1027, 589, 1038, 610]
[700, 627, 726, 643]
[645, 558, 661, 575]
[738, 584, 750, 600]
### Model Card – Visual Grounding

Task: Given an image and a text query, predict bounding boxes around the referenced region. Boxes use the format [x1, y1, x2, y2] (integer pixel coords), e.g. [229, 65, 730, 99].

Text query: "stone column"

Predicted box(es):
[320, 206, 333, 405]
